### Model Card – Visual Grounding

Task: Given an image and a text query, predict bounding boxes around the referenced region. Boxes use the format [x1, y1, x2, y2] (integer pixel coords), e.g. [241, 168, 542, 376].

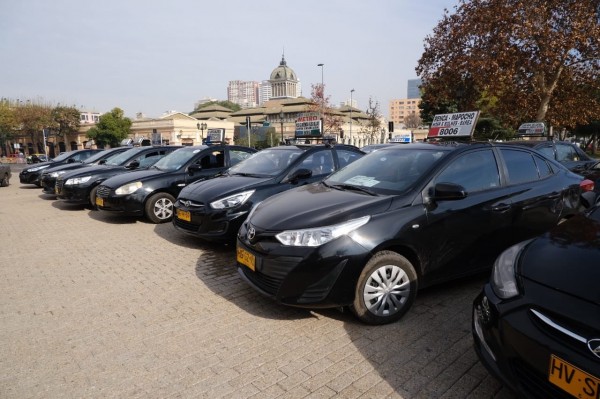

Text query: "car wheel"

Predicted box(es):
[1, 173, 9, 187]
[351, 251, 418, 325]
[145, 193, 175, 224]
[88, 186, 99, 210]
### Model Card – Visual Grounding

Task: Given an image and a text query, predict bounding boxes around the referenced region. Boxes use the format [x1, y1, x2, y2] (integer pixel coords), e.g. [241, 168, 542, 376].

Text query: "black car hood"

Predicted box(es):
[24, 160, 54, 170]
[180, 175, 272, 200]
[62, 164, 126, 179]
[250, 182, 394, 231]
[518, 213, 600, 305]
[44, 162, 88, 173]
[100, 169, 165, 188]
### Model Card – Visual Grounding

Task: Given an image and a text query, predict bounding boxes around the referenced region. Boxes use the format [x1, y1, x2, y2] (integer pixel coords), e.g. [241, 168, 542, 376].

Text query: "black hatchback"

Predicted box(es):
[95, 144, 257, 223]
[173, 143, 364, 242]
[236, 142, 585, 325]
[473, 199, 600, 398]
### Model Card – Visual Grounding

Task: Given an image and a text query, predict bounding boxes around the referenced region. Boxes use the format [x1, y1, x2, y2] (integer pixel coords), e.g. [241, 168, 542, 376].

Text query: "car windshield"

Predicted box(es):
[83, 149, 117, 163]
[103, 148, 144, 166]
[51, 151, 75, 162]
[151, 146, 204, 172]
[228, 148, 304, 177]
[324, 147, 447, 195]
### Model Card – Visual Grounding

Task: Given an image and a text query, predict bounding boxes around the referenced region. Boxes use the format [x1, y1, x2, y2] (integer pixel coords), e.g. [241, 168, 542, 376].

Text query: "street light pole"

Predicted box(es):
[350, 89, 354, 145]
[279, 111, 284, 143]
[317, 63, 324, 135]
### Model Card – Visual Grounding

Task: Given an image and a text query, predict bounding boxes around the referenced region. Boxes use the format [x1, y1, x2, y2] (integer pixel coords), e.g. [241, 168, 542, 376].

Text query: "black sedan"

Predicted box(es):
[40, 147, 131, 194]
[55, 146, 178, 208]
[236, 142, 586, 325]
[173, 143, 364, 242]
[95, 144, 257, 223]
[505, 140, 595, 173]
[473, 200, 600, 399]
[19, 149, 102, 186]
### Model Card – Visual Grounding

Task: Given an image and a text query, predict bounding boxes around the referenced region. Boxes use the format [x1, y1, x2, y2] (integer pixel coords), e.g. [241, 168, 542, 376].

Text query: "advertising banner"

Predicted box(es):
[295, 113, 322, 137]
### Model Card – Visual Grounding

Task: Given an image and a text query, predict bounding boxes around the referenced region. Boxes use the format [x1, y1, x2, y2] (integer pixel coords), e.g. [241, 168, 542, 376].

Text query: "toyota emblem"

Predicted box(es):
[247, 226, 256, 240]
[588, 339, 600, 359]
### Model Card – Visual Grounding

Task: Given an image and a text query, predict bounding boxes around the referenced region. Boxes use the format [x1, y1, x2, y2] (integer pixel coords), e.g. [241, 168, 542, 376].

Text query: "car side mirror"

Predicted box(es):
[431, 182, 467, 201]
[187, 164, 202, 175]
[98, 159, 106, 165]
[126, 160, 140, 169]
[285, 168, 312, 183]
[67, 158, 75, 164]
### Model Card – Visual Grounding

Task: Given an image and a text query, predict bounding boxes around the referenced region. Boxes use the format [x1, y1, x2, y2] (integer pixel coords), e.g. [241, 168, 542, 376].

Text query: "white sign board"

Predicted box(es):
[295, 113, 321, 137]
[390, 130, 412, 143]
[428, 111, 480, 138]
[518, 122, 545, 135]
[206, 128, 224, 142]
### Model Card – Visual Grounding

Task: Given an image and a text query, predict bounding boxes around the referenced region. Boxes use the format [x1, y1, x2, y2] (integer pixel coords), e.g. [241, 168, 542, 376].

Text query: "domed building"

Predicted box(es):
[269, 54, 301, 99]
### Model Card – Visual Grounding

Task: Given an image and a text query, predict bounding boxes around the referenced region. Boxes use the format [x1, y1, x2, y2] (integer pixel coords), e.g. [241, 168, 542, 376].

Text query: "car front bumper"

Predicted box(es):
[472, 285, 600, 399]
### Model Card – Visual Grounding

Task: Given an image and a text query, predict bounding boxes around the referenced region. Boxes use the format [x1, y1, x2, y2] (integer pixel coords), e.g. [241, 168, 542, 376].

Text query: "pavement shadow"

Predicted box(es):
[86, 208, 139, 224]
[153, 222, 225, 250]
[51, 200, 88, 211]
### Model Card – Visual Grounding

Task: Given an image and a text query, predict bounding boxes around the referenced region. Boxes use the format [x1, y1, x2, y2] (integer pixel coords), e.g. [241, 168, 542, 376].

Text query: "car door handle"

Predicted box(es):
[492, 203, 511, 212]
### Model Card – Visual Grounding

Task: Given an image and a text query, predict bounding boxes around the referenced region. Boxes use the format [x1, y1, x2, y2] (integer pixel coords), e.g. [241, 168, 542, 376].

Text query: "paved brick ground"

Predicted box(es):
[0, 168, 515, 398]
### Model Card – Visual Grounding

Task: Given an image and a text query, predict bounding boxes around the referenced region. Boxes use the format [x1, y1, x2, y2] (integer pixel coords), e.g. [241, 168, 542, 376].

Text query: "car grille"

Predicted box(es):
[96, 185, 111, 198]
[510, 359, 571, 399]
[173, 218, 200, 232]
[240, 266, 281, 296]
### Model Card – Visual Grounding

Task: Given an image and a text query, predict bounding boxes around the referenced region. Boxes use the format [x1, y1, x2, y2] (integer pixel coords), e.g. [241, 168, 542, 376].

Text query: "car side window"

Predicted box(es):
[500, 149, 539, 185]
[336, 149, 362, 169]
[536, 146, 555, 160]
[556, 144, 578, 162]
[533, 154, 553, 178]
[197, 150, 224, 169]
[300, 150, 334, 176]
[138, 151, 161, 168]
[435, 149, 500, 193]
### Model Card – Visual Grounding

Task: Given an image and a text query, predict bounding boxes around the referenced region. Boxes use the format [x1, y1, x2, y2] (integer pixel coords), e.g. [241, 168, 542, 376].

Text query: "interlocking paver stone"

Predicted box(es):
[0, 167, 515, 398]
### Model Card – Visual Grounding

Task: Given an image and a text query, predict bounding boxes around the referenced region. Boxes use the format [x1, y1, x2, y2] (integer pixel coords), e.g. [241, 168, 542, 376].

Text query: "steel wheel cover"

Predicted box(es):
[363, 265, 411, 316]
[153, 197, 174, 220]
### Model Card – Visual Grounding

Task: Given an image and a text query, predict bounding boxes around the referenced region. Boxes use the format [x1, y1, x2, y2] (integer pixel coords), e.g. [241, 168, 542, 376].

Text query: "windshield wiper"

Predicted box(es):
[329, 183, 378, 196]
[231, 172, 264, 177]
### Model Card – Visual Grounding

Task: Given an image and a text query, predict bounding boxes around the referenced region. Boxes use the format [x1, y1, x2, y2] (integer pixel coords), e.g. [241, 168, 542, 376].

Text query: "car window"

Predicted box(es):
[556, 144, 578, 162]
[326, 148, 447, 194]
[229, 149, 254, 166]
[500, 149, 539, 185]
[229, 148, 303, 176]
[137, 151, 164, 168]
[536, 146, 555, 159]
[533, 154, 553, 178]
[296, 150, 334, 176]
[336, 149, 363, 168]
[435, 149, 500, 193]
[196, 150, 224, 169]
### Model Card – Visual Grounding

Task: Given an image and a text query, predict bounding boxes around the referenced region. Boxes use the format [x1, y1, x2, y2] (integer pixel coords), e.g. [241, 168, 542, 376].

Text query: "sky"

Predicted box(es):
[0, 0, 460, 119]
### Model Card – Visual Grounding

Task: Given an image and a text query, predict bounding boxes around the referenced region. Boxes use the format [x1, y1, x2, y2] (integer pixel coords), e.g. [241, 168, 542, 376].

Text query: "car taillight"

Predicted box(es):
[580, 179, 594, 192]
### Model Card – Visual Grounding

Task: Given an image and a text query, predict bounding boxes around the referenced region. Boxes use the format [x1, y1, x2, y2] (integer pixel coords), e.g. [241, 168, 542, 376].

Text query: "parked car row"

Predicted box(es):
[18, 140, 599, 398]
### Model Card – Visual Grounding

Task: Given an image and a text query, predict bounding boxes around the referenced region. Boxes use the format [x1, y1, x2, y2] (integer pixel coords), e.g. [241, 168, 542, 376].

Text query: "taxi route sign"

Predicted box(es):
[518, 122, 545, 135]
[295, 113, 322, 137]
[428, 111, 480, 138]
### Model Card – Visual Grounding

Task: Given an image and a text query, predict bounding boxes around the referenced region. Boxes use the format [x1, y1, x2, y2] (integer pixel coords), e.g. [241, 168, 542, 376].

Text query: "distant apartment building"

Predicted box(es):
[227, 80, 260, 109]
[388, 98, 421, 128]
[259, 81, 272, 106]
[407, 78, 422, 99]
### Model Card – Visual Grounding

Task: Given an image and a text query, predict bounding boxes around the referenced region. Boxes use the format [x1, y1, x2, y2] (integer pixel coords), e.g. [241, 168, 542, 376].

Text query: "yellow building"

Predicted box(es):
[388, 98, 421, 129]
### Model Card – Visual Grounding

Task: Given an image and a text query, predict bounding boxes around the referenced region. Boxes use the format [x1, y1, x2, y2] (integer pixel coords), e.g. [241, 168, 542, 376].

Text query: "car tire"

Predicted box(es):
[351, 251, 418, 325]
[88, 186, 99, 210]
[1, 173, 9, 187]
[145, 193, 175, 224]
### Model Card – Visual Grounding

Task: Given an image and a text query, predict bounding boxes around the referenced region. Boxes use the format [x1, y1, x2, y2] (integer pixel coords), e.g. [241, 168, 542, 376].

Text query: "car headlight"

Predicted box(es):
[115, 181, 142, 195]
[64, 176, 92, 185]
[491, 241, 529, 299]
[276, 216, 370, 247]
[210, 190, 255, 210]
[28, 165, 50, 172]
[50, 171, 66, 178]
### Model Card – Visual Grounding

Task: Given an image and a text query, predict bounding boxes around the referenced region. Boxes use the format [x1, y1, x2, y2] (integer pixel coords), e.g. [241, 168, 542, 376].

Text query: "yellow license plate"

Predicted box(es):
[95, 197, 104, 207]
[549, 355, 599, 399]
[237, 247, 255, 271]
[176, 209, 191, 222]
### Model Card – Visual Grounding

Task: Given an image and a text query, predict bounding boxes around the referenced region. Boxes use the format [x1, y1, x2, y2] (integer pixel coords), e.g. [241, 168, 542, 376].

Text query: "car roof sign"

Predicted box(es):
[428, 111, 480, 139]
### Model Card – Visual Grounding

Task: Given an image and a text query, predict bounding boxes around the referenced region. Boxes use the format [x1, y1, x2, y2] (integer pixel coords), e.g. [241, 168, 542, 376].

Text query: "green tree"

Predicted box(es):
[416, 0, 600, 129]
[86, 108, 132, 147]
[0, 100, 18, 156]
